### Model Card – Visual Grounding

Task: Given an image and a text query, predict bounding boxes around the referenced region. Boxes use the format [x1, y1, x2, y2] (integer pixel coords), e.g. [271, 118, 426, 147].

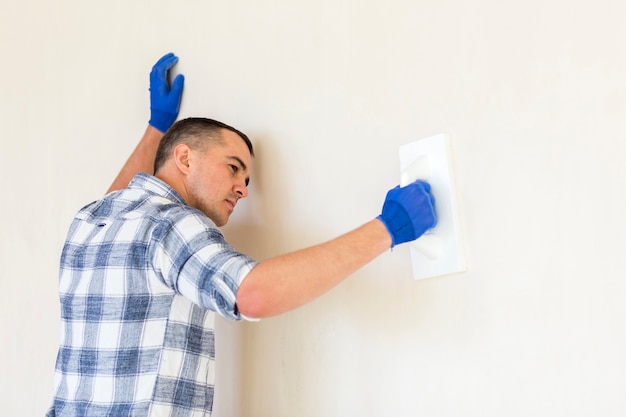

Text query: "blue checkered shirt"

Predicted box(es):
[46, 173, 258, 417]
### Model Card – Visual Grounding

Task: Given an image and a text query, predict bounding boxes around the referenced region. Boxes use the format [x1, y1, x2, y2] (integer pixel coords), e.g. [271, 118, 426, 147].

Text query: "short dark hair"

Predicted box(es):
[154, 117, 254, 173]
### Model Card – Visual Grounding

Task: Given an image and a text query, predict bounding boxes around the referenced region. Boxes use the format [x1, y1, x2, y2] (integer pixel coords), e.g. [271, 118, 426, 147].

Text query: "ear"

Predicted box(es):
[173, 144, 192, 175]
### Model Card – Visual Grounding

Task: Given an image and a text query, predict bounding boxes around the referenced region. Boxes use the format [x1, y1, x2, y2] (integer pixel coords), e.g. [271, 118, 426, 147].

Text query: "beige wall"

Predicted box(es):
[2, 0, 626, 416]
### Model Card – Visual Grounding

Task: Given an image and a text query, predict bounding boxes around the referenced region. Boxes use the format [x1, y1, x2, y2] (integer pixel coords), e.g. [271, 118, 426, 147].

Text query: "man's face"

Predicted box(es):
[185, 129, 252, 226]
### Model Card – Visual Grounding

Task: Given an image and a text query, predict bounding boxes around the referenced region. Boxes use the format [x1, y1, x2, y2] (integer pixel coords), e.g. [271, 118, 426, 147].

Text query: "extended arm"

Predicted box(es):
[106, 53, 184, 193]
[237, 219, 390, 318]
[236, 181, 437, 318]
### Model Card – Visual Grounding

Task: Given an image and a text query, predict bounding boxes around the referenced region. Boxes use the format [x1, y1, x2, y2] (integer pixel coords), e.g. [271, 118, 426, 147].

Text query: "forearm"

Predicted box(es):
[106, 125, 163, 193]
[236, 218, 392, 318]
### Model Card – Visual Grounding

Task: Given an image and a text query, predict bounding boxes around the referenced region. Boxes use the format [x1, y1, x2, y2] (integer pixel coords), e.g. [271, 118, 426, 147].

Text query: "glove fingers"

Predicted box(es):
[414, 180, 430, 192]
[426, 202, 437, 228]
[420, 187, 437, 229]
[153, 52, 176, 70]
[160, 54, 179, 72]
[151, 53, 178, 83]
[170, 74, 185, 95]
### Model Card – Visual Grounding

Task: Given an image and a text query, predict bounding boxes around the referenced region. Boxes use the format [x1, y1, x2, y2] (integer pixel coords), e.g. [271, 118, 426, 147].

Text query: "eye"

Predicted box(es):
[230, 164, 239, 173]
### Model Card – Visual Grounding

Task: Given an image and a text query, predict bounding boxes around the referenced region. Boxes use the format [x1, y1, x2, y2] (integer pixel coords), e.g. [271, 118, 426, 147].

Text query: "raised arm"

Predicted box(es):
[106, 125, 164, 193]
[236, 180, 437, 318]
[106, 53, 184, 194]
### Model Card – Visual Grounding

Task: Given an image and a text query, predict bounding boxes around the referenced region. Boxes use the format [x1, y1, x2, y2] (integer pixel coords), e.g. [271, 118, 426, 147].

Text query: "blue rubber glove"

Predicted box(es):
[377, 180, 437, 248]
[149, 52, 185, 133]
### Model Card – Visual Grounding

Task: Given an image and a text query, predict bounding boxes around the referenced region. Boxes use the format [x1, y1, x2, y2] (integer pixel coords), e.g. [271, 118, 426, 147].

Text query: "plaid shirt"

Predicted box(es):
[46, 173, 258, 417]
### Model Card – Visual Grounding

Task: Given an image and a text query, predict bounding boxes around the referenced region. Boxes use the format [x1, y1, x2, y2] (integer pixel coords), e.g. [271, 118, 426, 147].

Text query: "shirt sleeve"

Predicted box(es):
[149, 208, 259, 321]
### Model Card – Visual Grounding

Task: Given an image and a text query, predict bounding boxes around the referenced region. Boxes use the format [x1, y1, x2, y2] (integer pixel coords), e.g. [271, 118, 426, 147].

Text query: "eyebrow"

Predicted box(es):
[227, 156, 250, 186]
[227, 156, 247, 171]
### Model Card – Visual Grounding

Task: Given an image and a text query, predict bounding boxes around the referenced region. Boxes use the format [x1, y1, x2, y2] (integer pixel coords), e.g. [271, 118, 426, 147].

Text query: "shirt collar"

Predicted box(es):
[128, 172, 188, 206]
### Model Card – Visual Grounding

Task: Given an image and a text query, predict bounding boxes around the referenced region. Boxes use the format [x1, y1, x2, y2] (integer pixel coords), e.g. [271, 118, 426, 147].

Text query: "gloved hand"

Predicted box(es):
[377, 180, 437, 248]
[149, 52, 185, 133]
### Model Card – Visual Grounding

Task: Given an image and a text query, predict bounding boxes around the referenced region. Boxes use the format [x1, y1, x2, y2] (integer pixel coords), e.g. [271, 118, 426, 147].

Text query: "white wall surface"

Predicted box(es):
[2, 0, 625, 416]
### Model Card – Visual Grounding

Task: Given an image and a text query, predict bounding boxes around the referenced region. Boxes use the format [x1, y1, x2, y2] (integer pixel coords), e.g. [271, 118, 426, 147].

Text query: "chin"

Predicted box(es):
[202, 211, 225, 227]
[213, 215, 228, 227]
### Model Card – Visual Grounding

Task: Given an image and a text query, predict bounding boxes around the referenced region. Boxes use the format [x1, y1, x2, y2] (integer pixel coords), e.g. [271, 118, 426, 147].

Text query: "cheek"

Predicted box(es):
[209, 171, 231, 191]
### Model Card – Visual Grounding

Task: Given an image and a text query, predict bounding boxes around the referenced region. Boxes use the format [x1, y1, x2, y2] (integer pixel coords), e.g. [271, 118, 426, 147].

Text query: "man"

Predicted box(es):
[46, 53, 437, 417]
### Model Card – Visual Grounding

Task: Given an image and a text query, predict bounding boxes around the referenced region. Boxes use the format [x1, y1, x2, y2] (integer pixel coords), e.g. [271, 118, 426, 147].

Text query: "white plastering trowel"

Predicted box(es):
[399, 134, 466, 280]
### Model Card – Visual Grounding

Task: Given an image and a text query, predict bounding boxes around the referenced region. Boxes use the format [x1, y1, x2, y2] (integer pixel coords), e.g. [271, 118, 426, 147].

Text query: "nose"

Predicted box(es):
[234, 182, 248, 199]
